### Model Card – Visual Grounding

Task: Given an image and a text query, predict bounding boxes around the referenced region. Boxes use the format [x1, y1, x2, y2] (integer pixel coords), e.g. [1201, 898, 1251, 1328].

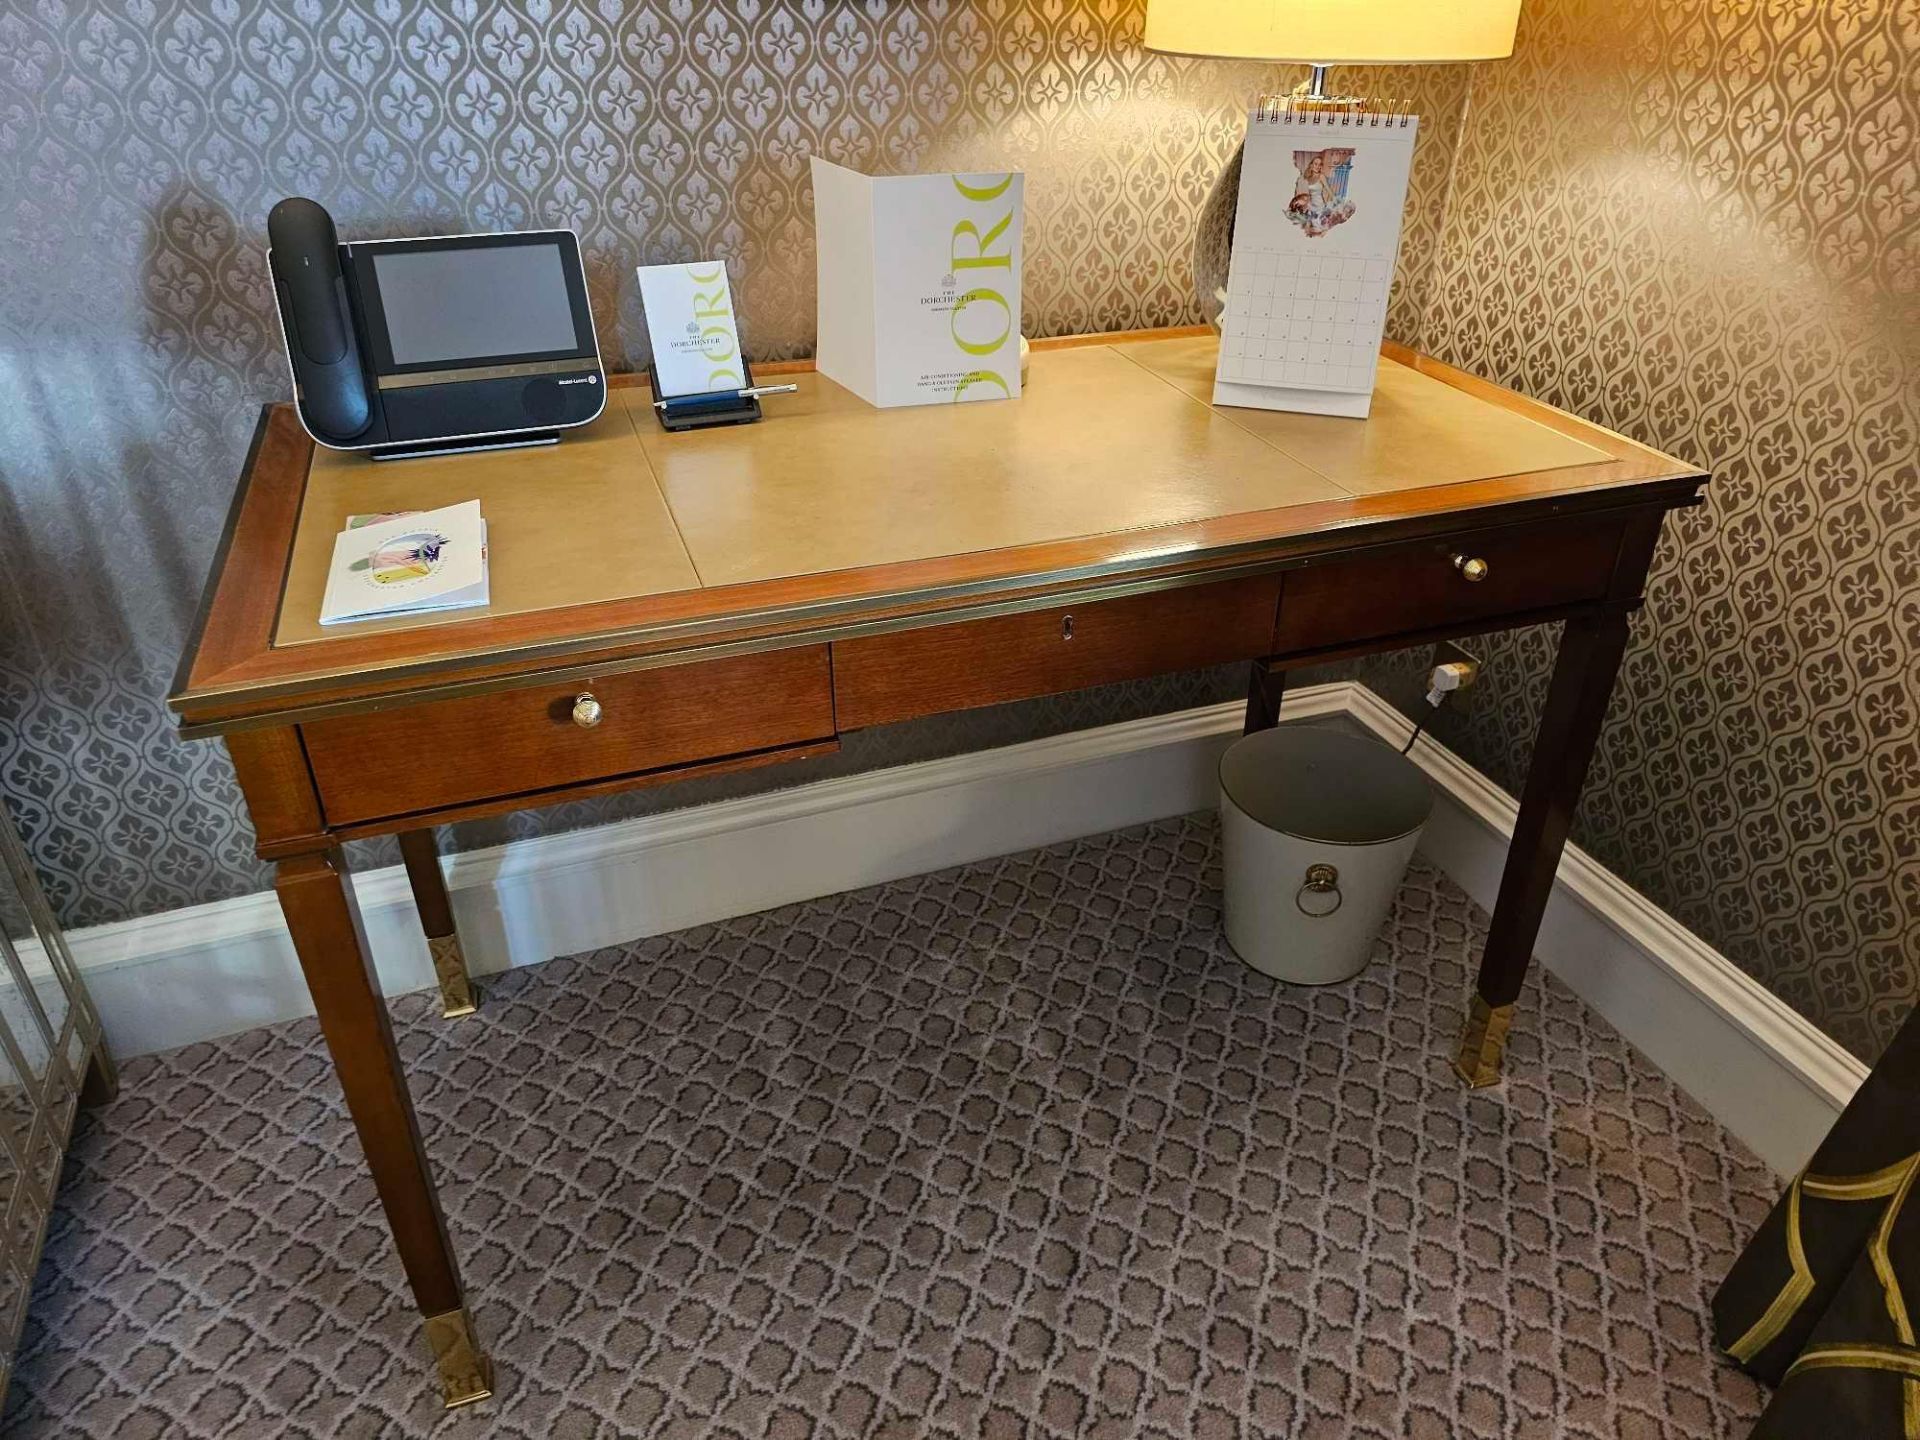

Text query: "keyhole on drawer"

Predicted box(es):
[1061, 614, 1075, 641]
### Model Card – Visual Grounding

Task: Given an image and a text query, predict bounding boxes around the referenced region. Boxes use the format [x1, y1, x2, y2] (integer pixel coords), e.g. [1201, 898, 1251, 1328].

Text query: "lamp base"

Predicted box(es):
[1192, 144, 1244, 331]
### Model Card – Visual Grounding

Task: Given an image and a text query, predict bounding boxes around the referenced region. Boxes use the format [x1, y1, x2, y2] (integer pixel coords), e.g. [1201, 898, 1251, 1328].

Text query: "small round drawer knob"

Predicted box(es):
[1452, 553, 1490, 583]
[571, 692, 603, 728]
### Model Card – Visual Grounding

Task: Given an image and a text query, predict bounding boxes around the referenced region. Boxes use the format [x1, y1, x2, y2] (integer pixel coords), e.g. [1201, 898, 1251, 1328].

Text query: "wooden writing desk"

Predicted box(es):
[172, 330, 1706, 1405]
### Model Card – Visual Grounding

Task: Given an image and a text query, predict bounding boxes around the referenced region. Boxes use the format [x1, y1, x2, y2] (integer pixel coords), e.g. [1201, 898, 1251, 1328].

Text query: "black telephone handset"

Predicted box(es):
[267, 197, 372, 445]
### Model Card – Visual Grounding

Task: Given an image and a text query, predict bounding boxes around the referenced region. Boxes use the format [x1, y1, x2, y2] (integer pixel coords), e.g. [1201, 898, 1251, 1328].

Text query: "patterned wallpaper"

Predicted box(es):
[0, 0, 1913, 1062]
[0, 2, 1465, 922]
[1356, 0, 1918, 1060]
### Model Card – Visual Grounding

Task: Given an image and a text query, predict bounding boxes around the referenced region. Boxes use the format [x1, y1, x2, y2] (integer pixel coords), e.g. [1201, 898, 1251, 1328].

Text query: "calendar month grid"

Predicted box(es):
[1217, 249, 1393, 395]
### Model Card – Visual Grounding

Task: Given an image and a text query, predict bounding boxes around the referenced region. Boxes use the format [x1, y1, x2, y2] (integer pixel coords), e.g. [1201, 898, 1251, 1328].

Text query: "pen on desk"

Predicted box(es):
[653, 383, 798, 410]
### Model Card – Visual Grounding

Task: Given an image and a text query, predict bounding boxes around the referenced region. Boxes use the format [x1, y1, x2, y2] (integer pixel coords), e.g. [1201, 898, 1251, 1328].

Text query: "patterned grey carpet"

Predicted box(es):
[5, 816, 1775, 1438]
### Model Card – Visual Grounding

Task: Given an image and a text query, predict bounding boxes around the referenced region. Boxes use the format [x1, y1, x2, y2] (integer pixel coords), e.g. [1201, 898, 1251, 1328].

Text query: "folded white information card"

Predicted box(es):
[811, 156, 1023, 409]
[636, 260, 746, 399]
[319, 500, 488, 626]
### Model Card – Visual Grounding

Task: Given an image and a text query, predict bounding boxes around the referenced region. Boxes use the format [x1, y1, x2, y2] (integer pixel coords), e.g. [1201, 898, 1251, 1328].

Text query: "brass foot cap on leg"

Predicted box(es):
[428, 934, 477, 1019]
[1454, 997, 1514, 1089]
[425, 1306, 493, 1409]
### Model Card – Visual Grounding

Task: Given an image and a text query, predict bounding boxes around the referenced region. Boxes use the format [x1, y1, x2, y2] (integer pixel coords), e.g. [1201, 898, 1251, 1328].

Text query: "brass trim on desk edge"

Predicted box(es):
[179, 550, 1304, 736]
[171, 477, 1706, 737]
[168, 406, 279, 706]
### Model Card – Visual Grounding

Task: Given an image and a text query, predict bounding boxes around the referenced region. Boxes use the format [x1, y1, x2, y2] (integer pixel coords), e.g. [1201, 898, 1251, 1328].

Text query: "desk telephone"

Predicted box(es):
[267, 197, 606, 459]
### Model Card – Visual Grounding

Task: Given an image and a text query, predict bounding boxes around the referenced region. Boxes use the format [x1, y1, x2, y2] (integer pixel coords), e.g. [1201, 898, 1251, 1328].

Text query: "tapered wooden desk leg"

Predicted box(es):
[275, 851, 493, 1408]
[399, 829, 476, 1019]
[1244, 659, 1286, 734]
[1457, 609, 1633, 1087]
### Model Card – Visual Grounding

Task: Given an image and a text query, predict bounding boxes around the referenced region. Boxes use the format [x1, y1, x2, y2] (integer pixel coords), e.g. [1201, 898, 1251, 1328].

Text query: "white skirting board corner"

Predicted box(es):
[1336, 685, 1865, 1175]
[60, 680, 1859, 1173]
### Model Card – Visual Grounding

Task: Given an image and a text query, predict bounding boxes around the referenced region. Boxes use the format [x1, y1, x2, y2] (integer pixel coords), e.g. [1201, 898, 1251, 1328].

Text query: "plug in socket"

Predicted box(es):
[1432, 640, 1481, 691]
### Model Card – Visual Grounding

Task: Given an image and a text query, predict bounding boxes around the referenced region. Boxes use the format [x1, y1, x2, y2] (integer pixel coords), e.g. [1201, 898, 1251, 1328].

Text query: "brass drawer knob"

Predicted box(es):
[1452, 553, 1490, 582]
[571, 692, 603, 728]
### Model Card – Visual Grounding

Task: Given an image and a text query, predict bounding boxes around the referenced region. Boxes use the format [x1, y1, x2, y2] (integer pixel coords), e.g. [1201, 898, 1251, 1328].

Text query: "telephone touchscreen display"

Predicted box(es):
[372, 244, 579, 365]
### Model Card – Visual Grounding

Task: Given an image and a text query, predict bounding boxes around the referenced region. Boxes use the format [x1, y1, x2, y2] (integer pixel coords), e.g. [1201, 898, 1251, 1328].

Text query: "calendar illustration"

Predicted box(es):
[1213, 103, 1419, 419]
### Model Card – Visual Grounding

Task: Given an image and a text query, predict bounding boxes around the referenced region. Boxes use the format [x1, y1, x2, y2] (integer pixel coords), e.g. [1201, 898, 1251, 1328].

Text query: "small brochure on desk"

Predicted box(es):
[319, 500, 489, 626]
[811, 156, 1023, 409]
[636, 260, 745, 398]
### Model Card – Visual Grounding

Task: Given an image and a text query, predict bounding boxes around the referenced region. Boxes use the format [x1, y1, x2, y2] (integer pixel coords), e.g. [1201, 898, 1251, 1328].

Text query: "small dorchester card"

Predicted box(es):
[636, 260, 745, 399]
[319, 500, 489, 626]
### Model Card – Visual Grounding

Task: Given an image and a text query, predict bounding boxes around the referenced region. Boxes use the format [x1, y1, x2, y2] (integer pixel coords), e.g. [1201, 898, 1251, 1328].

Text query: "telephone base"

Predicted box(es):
[369, 430, 560, 463]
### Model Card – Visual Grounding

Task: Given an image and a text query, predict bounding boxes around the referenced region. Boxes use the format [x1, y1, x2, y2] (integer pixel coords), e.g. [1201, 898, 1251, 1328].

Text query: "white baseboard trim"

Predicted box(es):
[1337, 685, 1865, 1175]
[59, 680, 1858, 1173]
[62, 685, 1351, 1061]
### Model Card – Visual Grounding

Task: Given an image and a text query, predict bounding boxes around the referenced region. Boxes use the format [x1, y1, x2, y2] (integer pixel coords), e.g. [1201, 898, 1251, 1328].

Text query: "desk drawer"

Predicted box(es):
[834, 575, 1282, 730]
[303, 647, 835, 825]
[1272, 516, 1625, 655]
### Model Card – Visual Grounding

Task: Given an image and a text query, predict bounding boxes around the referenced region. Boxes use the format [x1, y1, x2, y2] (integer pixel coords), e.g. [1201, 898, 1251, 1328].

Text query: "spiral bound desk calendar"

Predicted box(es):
[1212, 96, 1420, 420]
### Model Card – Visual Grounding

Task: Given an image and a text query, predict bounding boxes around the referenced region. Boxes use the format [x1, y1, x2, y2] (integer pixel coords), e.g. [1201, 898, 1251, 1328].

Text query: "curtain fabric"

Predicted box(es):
[1713, 1007, 1920, 1438]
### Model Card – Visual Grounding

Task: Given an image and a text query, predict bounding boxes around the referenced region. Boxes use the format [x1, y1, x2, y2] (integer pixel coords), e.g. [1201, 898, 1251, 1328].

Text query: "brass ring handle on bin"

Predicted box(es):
[1295, 863, 1343, 918]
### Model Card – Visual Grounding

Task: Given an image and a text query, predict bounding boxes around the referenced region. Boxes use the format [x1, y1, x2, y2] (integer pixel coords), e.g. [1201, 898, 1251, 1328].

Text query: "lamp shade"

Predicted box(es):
[1143, 0, 1521, 64]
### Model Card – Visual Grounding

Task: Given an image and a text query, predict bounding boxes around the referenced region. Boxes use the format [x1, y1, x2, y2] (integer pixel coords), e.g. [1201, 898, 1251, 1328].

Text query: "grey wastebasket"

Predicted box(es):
[1218, 726, 1433, 984]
